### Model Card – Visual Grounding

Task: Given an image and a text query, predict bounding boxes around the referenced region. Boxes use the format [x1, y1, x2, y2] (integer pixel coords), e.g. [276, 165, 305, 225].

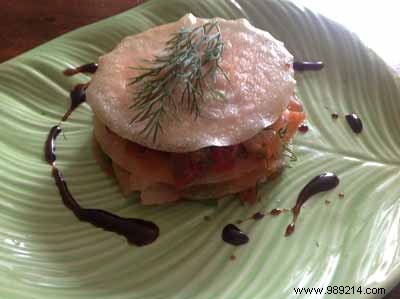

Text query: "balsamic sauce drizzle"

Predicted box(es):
[63, 63, 98, 76]
[270, 208, 282, 216]
[293, 61, 324, 72]
[222, 224, 249, 246]
[285, 172, 339, 236]
[62, 83, 89, 121]
[44, 127, 159, 246]
[345, 113, 363, 133]
[43, 64, 159, 246]
[252, 212, 265, 220]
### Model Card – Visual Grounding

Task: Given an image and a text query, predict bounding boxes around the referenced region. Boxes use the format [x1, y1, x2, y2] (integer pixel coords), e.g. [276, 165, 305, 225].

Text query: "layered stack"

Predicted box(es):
[87, 14, 305, 204]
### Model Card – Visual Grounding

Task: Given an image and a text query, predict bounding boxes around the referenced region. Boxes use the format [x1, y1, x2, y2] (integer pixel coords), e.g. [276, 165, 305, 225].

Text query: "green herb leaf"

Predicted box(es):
[278, 125, 288, 139]
[128, 20, 228, 143]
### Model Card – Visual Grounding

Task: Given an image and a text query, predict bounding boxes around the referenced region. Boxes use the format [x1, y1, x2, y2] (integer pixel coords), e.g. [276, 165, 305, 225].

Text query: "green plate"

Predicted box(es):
[1, 0, 399, 298]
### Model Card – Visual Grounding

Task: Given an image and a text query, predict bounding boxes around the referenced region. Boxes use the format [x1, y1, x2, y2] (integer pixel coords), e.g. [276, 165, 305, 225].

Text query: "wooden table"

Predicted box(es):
[0, 1, 399, 298]
[0, 0, 143, 62]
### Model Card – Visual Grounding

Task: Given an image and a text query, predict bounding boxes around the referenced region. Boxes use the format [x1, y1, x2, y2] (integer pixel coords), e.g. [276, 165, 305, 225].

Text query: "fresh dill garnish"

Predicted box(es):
[128, 20, 229, 143]
[277, 124, 297, 165]
[282, 143, 297, 162]
[278, 125, 288, 139]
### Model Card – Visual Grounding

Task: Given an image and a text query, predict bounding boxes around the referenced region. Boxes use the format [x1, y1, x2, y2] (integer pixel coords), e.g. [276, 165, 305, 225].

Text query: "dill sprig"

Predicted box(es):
[282, 143, 297, 162]
[278, 125, 298, 165]
[128, 20, 229, 143]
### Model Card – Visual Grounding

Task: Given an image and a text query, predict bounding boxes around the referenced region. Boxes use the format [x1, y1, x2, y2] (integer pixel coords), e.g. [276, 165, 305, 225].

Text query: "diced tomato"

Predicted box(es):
[94, 119, 175, 185]
[171, 153, 208, 189]
[282, 111, 306, 142]
[271, 109, 306, 142]
[287, 95, 303, 112]
[210, 145, 241, 172]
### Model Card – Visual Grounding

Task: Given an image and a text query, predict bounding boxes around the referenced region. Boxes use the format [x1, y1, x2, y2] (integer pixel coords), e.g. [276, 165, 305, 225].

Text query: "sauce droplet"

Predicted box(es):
[64, 63, 98, 76]
[252, 212, 265, 220]
[285, 223, 295, 236]
[298, 123, 309, 133]
[44, 125, 159, 246]
[44, 125, 62, 165]
[331, 113, 339, 120]
[62, 83, 89, 121]
[285, 172, 339, 236]
[222, 224, 249, 246]
[345, 113, 363, 133]
[293, 61, 324, 72]
[270, 208, 282, 216]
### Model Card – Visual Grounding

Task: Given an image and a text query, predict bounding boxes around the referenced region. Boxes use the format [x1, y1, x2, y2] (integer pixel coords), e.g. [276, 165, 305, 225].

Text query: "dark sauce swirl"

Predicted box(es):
[293, 61, 324, 72]
[63, 63, 98, 76]
[222, 224, 249, 246]
[62, 83, 89, 121]
[45, 125, 159, 246]
[345, 113, 363, 133]
[43, 65, 160, 246]
[285, 172, 339, 236]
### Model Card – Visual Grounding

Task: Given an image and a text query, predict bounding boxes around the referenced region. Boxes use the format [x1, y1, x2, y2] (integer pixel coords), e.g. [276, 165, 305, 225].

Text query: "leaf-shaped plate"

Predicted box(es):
[0, 0, 399, 298]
